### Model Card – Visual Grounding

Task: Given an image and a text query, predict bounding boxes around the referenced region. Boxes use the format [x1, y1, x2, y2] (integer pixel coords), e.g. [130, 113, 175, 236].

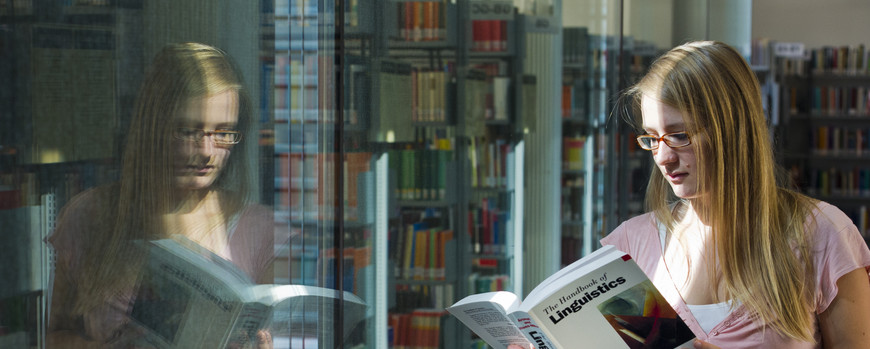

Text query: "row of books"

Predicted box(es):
[807, 85, 870, 116]
[394, 283, 454, 314]
[318, 246, 372, 295]
[388, 144, 453, 202]
[389, 309, 446, 349]
[560, 177, 584, 222]
[467, 272, 510, 294]
[392, 220, 454, 281]
[396, 1, 448, 42]
[809, 45, 870, 76]
[468, 136, 511, 189]
[274, 152, 372, 221]
[466, 64, 511, 124]
[802, 167, 870, 199]
[411, 68, 451, 123]
[561, 80, 588, 119]
[272, 56, 371, 126]
[768, 43, 870, 77]
[470, 20, 509, 52]
[468, 196, 509, 255]
[274, 0, 317, 18]
[809, 126, 870, 156]
[562, 135, 586, 170]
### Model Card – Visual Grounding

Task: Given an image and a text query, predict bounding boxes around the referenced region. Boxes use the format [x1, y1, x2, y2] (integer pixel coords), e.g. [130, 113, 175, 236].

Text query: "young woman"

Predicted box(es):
[48, 43, 274, 348]
[601, 41, 870, 348]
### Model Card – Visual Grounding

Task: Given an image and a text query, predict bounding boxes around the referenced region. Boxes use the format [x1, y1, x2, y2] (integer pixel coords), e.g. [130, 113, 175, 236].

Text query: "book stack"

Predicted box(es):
[562, 136, 586, 170]
[810, 44, 869, 75]
[809, 85, 870, 116]
[471, 20, 508, 52]
[468, 136, 510, 189]
[397, 1, 448, 42]
[412, 67, 451, 123]
[468, 196, 509, 255]
[394, 220, 454, 282]
[810, 127, 869, 156]
[388, 137, 453, 202]
[389, 309, 446, 349]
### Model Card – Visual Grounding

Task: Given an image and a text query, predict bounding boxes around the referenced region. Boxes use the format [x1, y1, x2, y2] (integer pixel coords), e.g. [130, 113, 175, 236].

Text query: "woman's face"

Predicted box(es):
[640, 94, 701, 200]
[172, 90, 239, 191]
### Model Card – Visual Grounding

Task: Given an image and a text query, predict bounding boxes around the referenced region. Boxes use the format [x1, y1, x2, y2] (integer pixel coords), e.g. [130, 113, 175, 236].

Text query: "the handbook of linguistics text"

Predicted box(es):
[446, 245, 695, 349]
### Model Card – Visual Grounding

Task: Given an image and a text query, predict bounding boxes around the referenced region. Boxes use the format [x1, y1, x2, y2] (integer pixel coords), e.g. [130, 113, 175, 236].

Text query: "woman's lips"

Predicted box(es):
[186, 165, 214, 175]
[667, 172, 687, 182]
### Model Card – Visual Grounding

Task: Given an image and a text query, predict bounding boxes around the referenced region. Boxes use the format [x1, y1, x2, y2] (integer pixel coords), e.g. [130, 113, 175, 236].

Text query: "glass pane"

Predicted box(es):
[0, 0, 364, 347]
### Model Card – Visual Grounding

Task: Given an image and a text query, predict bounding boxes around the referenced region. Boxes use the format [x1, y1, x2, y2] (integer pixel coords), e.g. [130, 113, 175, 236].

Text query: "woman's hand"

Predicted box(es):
[692, 339, 721, 349]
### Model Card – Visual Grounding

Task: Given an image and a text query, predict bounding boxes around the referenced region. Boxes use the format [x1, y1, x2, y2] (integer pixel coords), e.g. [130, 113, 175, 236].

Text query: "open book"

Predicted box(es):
[130, 236, 367, 348]
[446, 245, 695, 349]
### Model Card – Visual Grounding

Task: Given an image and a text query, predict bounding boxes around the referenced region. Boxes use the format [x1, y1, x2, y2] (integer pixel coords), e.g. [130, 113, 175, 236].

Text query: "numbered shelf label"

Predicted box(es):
[470, 0, 513, 20]
[773, 42, 805, 59]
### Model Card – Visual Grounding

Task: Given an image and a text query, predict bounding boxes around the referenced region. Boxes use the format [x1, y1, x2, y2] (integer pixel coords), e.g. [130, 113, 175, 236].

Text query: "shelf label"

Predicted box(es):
[521, 14, 557, 33]
[773, 42, 805, 58]
[470, 0, 514, 20]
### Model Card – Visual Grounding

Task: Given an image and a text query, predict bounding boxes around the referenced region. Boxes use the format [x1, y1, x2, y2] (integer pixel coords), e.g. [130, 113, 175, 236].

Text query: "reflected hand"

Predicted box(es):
[507, 344, 532, 349]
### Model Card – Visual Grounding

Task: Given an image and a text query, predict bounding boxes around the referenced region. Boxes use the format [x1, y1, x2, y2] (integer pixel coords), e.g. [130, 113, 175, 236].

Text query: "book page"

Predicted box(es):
[256, 285, 366, 341]
[446, 291, 532, 349]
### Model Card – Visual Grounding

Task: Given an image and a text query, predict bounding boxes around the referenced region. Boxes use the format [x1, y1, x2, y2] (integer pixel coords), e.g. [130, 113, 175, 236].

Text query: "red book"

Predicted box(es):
[472, 20, 483, 51]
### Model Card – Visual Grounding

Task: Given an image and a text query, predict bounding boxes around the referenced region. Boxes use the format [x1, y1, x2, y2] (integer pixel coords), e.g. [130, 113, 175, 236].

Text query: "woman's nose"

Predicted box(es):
[196, 135, 218, 155]
[653, 143, 678, 165]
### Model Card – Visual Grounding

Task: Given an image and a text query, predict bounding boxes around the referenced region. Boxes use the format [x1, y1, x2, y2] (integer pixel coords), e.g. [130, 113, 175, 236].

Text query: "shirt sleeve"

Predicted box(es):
[812, 202, 870, 313]
[600, 213, 658, 260]
[601, 221, 630, 252]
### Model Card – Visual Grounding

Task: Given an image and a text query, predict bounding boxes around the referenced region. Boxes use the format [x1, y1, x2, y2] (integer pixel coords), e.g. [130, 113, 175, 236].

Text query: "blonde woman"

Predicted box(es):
[48, 43, 274, 347]
[601, 41, 870, 348]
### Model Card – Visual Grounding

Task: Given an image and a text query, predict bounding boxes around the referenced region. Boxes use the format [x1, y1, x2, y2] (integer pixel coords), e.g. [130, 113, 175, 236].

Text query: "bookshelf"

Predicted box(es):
[263, 0, 528, 347]
[775, 43, 870, 243]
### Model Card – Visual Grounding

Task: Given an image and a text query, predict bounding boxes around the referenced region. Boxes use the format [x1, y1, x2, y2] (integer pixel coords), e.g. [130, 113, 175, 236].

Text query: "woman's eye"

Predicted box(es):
[669, 133, 688, 141]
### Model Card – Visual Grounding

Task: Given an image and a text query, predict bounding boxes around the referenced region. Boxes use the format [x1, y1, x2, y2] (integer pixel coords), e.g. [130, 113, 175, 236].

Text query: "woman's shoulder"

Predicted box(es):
[616, 211, 659, 234]
[810, 200, 853, 229]
[601, 212, 658, 245]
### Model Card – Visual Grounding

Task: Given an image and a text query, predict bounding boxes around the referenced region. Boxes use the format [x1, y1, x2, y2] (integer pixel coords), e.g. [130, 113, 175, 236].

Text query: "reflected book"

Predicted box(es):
[130, 236, 366, 349]
[446, 245, 695, 349]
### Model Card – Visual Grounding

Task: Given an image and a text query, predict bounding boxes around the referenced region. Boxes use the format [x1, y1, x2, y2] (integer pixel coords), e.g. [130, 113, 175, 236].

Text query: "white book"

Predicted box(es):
[447, 245, 696, 349]
[130, 236, 366, 349]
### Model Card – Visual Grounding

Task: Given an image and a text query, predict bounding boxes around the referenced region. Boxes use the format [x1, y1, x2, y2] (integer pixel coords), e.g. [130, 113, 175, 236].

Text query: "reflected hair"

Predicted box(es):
[619, 41, 817, 341]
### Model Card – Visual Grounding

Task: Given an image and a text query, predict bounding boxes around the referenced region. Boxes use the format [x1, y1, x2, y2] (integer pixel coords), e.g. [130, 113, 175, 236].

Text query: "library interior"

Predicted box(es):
[1, 0, 869, 347]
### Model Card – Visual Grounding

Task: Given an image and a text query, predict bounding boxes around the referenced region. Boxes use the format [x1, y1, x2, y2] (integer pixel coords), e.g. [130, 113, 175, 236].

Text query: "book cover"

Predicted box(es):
[446, 245, 695, 349]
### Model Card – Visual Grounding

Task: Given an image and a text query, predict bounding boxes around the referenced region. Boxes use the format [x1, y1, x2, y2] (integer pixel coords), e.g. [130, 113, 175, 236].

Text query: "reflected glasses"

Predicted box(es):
[173, 127, 242, 145]
[636, 132, 691, 150]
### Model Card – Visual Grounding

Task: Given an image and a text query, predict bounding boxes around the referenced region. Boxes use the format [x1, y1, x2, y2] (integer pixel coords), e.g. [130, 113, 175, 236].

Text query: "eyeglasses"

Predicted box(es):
[636, 132, 691, 150]
[173, 127, 242, 145]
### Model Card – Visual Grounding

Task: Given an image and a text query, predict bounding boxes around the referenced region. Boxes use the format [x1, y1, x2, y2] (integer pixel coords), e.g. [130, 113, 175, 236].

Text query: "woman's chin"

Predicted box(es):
[173, 176, 217, 191]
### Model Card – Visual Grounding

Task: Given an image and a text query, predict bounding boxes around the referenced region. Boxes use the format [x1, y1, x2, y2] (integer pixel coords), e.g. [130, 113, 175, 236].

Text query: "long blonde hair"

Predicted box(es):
[74, 43, 252, 313]
[623, 41, 817, 341]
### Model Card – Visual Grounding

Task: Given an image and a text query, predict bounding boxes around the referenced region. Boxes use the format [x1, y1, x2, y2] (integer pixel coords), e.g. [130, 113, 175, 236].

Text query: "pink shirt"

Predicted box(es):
[601, 201, 870, 348]
[48, 186, 275, 346]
